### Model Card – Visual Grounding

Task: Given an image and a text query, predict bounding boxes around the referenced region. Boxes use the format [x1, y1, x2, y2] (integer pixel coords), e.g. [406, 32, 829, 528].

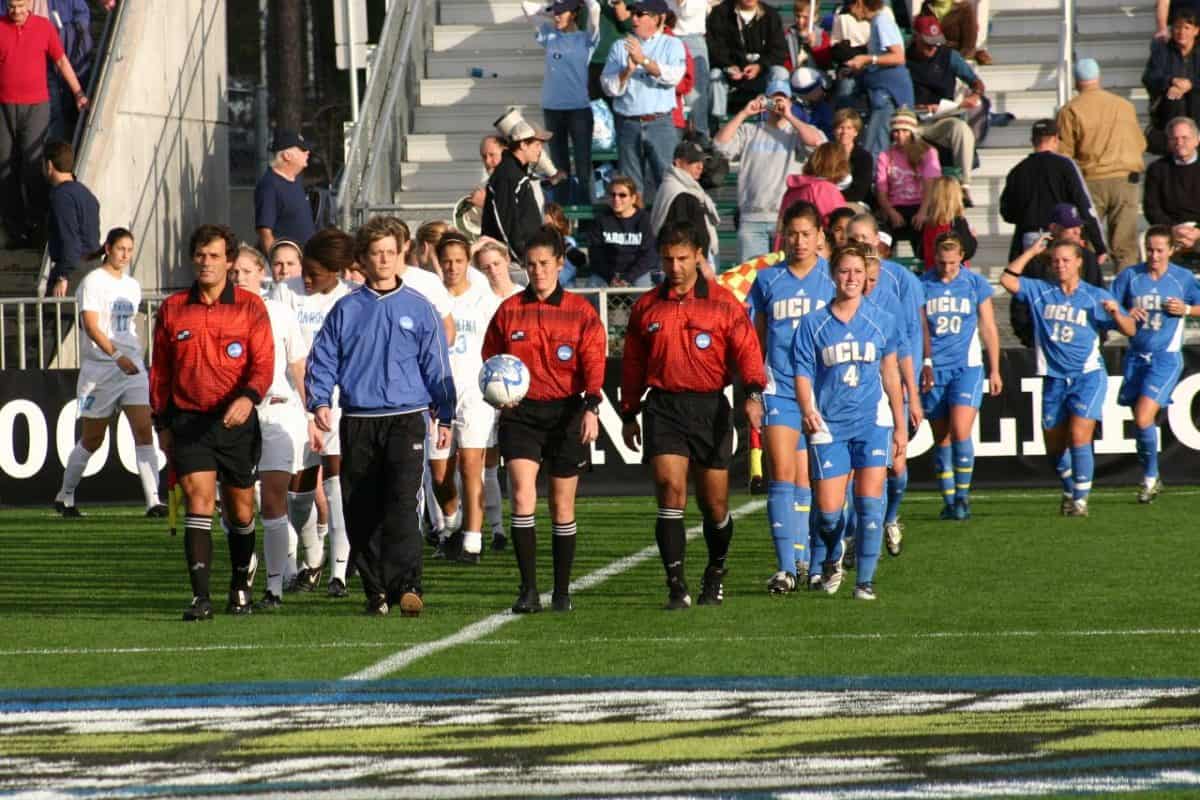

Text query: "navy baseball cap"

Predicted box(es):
[549, 0, 582, 13]
[632, 0, 670, 14]
[272, 129, 310, 153]
[1049, 203, 1084, 228]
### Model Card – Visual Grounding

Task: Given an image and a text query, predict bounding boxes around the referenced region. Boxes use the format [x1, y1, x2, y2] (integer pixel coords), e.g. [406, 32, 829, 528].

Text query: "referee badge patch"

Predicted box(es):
[556, 344, 574, 361]
[399, 316, 414, 330]
[226, 341, 244, 358]
[647, 322, 661, 334]
[694, 332, 712, 350]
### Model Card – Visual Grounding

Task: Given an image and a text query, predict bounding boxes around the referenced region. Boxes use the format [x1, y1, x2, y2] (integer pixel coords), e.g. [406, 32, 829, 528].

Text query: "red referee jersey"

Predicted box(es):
[482, 284, 606, 403]
[620, 274, 766, 419]
[150, 281, 275, 419]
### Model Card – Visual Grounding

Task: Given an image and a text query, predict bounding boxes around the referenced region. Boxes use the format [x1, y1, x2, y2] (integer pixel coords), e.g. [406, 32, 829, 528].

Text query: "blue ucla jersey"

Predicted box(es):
[875, 259, 923, 361]
[1015, 277, 1118, 378]
[922, 268, 993, 372]
[748, 259, 835, 399]
[1109, 263, 1200, 354]
[793, 299, 899, 440]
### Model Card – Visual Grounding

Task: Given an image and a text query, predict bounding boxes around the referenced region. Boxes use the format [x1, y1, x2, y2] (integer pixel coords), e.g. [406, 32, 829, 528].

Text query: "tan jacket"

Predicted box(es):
[1056, 87, 1147, 181]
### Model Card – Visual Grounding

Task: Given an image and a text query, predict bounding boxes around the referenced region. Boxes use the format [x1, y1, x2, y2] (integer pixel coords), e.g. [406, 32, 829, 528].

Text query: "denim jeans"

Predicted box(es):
[862, 88, 896, 159]
[615, 113, 678, 199]
[737, 220, 777, 262]
[543, 107, 594, 206]
[679, 34, 710, 140]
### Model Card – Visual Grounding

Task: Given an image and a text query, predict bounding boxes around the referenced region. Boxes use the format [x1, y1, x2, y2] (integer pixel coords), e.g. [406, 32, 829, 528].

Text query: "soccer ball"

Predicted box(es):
[479, 354, 530, 408]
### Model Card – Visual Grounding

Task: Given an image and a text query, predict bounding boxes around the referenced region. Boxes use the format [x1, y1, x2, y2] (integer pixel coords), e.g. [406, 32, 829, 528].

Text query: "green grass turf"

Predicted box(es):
[1, 488, 1198, 690]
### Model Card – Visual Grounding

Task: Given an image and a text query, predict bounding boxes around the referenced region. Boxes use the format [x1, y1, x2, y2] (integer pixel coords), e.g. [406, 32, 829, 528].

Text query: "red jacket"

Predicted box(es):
[150, 281, 274, 421]
[620, 274, 766, 419]
[482, 284, 607, 404]
[668, 27, 696, 129]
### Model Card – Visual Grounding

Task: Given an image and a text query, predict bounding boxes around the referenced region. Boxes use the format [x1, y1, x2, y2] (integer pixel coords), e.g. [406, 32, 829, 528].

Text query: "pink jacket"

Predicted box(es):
[774, 175, 846, 248]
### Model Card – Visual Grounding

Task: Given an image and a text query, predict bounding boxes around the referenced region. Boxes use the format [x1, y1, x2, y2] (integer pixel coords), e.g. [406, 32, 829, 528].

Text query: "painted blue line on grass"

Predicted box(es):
[1, 674, 1198, 712]
[970, 750, 1200, 776]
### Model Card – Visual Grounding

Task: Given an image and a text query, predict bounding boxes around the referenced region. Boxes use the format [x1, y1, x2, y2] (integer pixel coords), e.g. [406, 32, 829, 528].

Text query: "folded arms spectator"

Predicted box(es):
[1142, 8, 1200, 154]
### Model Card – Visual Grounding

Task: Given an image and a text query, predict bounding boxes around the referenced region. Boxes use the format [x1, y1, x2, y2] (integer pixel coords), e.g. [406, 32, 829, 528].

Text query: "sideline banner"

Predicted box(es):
[2, 348, 1199, 503]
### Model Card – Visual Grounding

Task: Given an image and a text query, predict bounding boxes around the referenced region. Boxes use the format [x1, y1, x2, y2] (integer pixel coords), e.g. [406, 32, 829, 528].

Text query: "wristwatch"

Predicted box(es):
[747, 391, 764, 404]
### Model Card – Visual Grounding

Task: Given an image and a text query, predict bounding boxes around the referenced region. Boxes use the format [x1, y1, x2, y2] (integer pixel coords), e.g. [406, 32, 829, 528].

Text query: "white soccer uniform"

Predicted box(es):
[257, 298, 311, 474]
[271, 276, 355, 462]
[75, 268, 148, 418]
[399, 265, 454, 318]
[431, 282, 501, 458]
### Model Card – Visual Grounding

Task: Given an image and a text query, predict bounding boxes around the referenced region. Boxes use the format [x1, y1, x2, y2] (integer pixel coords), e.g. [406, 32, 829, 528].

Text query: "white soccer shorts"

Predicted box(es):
[429, 397, 498, 460]
[258, 401, 309, 474]
[76, 362, 149, 418]
[302, 407, 341, 467]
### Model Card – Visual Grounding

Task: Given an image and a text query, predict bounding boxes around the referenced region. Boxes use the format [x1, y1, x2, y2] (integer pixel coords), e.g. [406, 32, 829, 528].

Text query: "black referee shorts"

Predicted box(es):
[642, 390, 733, 469]
[170, 410, 261, 488]
[498, 397, 589, 478]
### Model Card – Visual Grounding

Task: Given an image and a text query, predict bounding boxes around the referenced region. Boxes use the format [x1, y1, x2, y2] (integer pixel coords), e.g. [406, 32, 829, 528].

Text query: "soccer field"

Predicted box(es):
[1, 488, 1198, 798]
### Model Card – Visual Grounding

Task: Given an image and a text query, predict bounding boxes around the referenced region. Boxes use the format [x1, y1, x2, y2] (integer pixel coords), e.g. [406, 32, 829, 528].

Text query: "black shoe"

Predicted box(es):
[182, 596, 214, 622]
[254, 591, 282, 611]
[285, 566, 322, 593]
[512, 585, 542, 614]
[550, 591, 573, 612]
[749, 475, 766, 495]
[457, 548, 481, 565]
[365, 594, 389, 616]
[433, 530, 461, 560]
[491, 531, 508, 551]
[327, 578, 348, 598]
[226, 588, 253, 615]
[665, 584, 692, 611]
[424, 526, 441, 548]
[55, 500, 83, 518]
[145, 504, 169, 518]
[697, 565, 725, 606]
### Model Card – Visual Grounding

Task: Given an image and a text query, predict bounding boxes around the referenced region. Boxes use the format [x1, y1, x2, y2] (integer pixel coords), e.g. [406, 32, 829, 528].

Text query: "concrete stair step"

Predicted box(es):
[414, 103, 537, 134]
[990, 9, 1153, 38]
[428, 50, 549, 79]
[986, 36, 1149, 66]
[440, 0, 796, 26]
[986, 87, 1148, 117]
[0, 248, 44, 299]
[432, 23, 535, 53]
[419, 77, 543, 106]
[976, 62, 1142, 93]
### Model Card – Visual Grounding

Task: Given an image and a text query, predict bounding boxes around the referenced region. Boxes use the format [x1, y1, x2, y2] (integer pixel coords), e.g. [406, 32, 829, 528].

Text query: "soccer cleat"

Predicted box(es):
[842, 536, 857, 570]
[433, 530, 460, 560]
[697, 565, 725, 606]
[398, 590, 423, 618]
[954, 498, 971, 520]
[491, 531, 508, 551]
[145, 504, 169, 519]
[820, 560, 844, 595]
[327, 578, 348, 598]
[54, 498, 83, 518]
[285, 566, 322, 593]
[181, 596, 214, 622]
[226, 588, 254, 616]
[512, 585, 542, 614]
[1137, 478, 1162, 505]
[457, 549, 481, 565]
[254, 591, 283, 611]
[939, 504, 957, 521]
[1066, 499, 1089, 517]
[365, 594, 389, 616]
[885, 522, 903, 557]
[664, 586, 692, 611]
[1059, 494, 1074, 516]
[748, 475, 766, 495]
[550, 591, 573, 612]
[807, 572, 823, 591]
[853, 583, 877, 601]
[767, 570, 796, 595]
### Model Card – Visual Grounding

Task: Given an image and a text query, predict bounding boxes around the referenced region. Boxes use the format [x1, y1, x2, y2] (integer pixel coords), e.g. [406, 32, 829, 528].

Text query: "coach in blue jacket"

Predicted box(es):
[306, 217, 456, 618]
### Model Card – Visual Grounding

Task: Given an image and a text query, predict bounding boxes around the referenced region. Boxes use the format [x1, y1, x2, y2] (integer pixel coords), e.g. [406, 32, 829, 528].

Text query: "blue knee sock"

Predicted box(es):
[885, 470, 908, 525]
[934, 444, 954, 507]
[854, 495, 885, 584]
[1135, 424, 1159, 481]
[1071, 444, 1094, 502]
[816, 510, 845, 567]
[793, 486, 812, 574]
[808, 523, 825, 578]
[767, 481, 795, 572]
[1052, 450, 1074, 496]
[842, 479, 857, 543]
[952, 439, 975, 502]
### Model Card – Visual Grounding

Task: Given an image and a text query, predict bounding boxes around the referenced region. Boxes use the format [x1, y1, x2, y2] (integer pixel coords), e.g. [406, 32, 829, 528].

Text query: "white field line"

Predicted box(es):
[2, 627, 1196, 659]
[340, 499, 768, 681]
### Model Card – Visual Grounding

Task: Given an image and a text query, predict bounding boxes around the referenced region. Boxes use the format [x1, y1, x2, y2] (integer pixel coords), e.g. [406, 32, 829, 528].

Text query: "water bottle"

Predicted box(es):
[469, 67, 499, 78]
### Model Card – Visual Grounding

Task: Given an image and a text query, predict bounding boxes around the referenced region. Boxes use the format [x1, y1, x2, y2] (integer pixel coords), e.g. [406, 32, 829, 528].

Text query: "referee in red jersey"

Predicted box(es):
[150, 225, 274, 621]
[481, 226, 607, 614]
[621, 221, 766, 610]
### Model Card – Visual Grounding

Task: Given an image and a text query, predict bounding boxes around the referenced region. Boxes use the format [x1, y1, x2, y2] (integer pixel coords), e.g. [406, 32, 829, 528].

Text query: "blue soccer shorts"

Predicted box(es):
[921, 365, 984, 421]
[1118, 351, 1183, 409]
[1041, 371, 1106, 429]
[765, 392, 808, 449]
[810, 424, 893, 480]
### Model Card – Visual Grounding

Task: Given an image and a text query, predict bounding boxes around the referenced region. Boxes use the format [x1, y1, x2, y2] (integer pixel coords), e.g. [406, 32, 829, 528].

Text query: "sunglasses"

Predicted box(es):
[610, 191, 631, 198]
[632, 9, 657, 17]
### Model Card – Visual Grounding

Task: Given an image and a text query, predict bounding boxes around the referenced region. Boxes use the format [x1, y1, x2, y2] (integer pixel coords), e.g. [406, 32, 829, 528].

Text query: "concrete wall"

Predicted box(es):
[80, 1, 229, 294]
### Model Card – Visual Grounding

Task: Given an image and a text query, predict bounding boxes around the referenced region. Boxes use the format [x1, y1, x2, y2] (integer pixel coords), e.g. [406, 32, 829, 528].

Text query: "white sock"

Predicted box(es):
[262, 515, 292, 597]
[323, 476, 349, 583]
[463, 530, 482, 554]
[253, 481, 262, 513]
[423, 464, 445, 531]
[484, 465, 502, 534]
[446, 505, 462, 532]
[288, 490, 322, 569]
[134, 445, 161, 508]
[58, 442, 91, 502]
[285, 525, 299, 582]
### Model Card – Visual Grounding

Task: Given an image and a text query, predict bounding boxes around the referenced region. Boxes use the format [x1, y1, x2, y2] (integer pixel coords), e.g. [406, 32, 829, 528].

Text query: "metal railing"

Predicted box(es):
[0, 287, 646, 371]
[336, 0, 430, 230]
[1056, 0, 1075, 110]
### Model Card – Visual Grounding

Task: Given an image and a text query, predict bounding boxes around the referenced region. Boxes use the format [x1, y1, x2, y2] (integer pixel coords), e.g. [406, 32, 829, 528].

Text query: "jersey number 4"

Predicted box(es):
[842, 364, 860, 387]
